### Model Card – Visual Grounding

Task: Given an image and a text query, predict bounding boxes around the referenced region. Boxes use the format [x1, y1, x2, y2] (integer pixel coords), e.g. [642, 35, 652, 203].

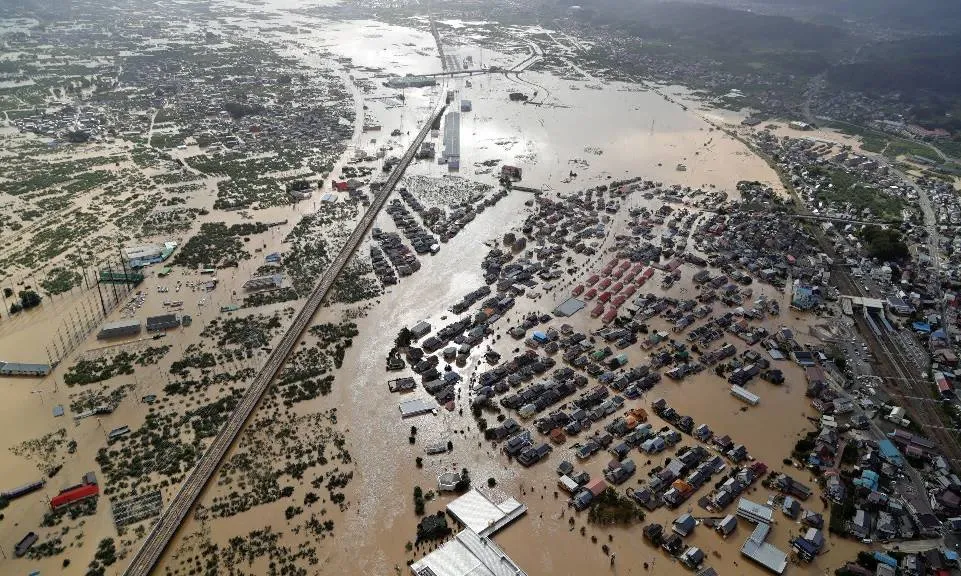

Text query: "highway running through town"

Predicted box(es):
[122, 99, 447, 576]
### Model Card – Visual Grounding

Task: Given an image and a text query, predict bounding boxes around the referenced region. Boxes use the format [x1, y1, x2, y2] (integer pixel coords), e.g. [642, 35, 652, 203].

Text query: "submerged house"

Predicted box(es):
[791, 283, 821, 311]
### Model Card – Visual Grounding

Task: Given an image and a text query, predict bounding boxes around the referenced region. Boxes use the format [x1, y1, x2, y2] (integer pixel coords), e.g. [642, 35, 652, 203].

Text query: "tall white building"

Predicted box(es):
[443, 110, 460, 169]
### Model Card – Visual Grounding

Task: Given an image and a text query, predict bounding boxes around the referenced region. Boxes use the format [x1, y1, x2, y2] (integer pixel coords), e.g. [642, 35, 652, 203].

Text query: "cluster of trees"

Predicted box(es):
[828, 32, 961, 134]
[395, 327, 413, 349]
[793, 432, 819, 460]
[413, 486, 425, 515]
[587, 488, 645, 525]
[223, 101, 264, 120]
[5, 288, 41, 314]
[65, 130, 90, 143]
[286, 179, 312, 192]
[859, 226, 909, 261]
[85, 538, 117, 576]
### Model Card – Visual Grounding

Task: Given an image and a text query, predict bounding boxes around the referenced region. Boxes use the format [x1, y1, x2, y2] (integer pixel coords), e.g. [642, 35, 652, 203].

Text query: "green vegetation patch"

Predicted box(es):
[25, 535, 64, 560]
[858, 225, 909, 261]
[169, 344, 217, 376]
[810, 166, 905, 221]
[64, 346, 170, 386]
[69, 384, 132, 414]
[212, 410, 350, 519]
[85, 537, 117, 576]
[859, 134, 888, 153]
[823, 120, 894, 154]
[271, 322, 357, 407]
[42, 496, 97, 527]
[328, 257, 381, 304]
[218, 527, 319, 573]
[171, 222, 268, 269]
[885, 139, 942, 163]
[202, 312, 283, 348]
[40, 266, 82, 295]
[12, 210, 101, 270]
[587, 488, 645, 525]
[243, 286, 299, 308]
[187, 152, 300, 210]
[96, 390, 242, 497]
[939, 140, 961, 159]
[283, 201, 360, 296]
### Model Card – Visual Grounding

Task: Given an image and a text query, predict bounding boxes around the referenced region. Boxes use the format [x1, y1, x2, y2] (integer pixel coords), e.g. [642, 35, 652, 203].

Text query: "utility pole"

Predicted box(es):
[78, 251, 91, 290]
[70, 310, 80, 342]
[118, 244, 130, 282]
[106, 261, 119, 304]
[94, 274, 107, 315]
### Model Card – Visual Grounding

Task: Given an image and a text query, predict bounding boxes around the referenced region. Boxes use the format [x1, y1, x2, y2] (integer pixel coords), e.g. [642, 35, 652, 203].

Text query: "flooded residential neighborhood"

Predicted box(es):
[2, 1, 961, 576]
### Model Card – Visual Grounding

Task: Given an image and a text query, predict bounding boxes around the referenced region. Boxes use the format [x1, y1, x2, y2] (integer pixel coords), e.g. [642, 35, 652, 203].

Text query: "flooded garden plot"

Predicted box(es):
[0, 0, 358, 370]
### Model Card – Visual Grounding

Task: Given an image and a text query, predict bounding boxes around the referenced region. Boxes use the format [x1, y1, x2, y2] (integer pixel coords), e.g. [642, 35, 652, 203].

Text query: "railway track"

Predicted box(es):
[122, 101, 446, 576]
[862, 312, 961, 466]
[770, 126, 960, 466]
[835, 268, 961, 466]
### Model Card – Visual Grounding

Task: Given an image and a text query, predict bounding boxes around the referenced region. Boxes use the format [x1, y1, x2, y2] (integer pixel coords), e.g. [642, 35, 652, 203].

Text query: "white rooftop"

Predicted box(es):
[730, 384, 760, 405]
[843, 295, 884, 310]
[446, 488, 526, 537]
[123, 243, 164, 259]
[410, 529, 526, 576]
[736, 498, 774, 524]
[399, 398, 436, 418]
[740, 523, 788, 574]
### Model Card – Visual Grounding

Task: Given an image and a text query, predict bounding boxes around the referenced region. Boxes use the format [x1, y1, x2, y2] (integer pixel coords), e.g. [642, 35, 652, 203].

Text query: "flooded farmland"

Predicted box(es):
[0, 1, 881, 575]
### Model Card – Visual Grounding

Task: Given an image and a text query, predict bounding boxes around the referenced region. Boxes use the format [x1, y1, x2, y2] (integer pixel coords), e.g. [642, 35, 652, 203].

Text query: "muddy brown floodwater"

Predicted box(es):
[0, 5, 870, 575]
[318, 191, 865, 575]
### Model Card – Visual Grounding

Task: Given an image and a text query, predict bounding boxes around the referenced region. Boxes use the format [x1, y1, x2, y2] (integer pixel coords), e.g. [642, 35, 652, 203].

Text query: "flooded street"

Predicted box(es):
[0, 3, 868, 575]
[318, 189, 864, 574]
[203, 12, 848, 574]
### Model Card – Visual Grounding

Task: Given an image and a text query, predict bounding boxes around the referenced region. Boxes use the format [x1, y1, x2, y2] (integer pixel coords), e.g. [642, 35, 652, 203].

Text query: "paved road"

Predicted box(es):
[895, 166, 950, 343]
[820, 345, 938, 520]
[121, 100, 447, 576]
[769, 136, 961, 469]
[843, 274, 961, 467]
[789, 213, 901, 226]
[885, 538, 946, 553]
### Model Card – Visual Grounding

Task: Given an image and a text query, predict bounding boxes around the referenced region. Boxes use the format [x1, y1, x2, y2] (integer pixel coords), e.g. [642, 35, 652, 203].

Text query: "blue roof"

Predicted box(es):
[792, 537, 819, 555]
[878, 439, 904, 465]
[912, 321, 932, 333]
[443, 371, 462, 382]
[945, 550, 960, 562]
[873, 552, 897, 567]
[854, 470, 879, 491]
[532, 331, 547, 341]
